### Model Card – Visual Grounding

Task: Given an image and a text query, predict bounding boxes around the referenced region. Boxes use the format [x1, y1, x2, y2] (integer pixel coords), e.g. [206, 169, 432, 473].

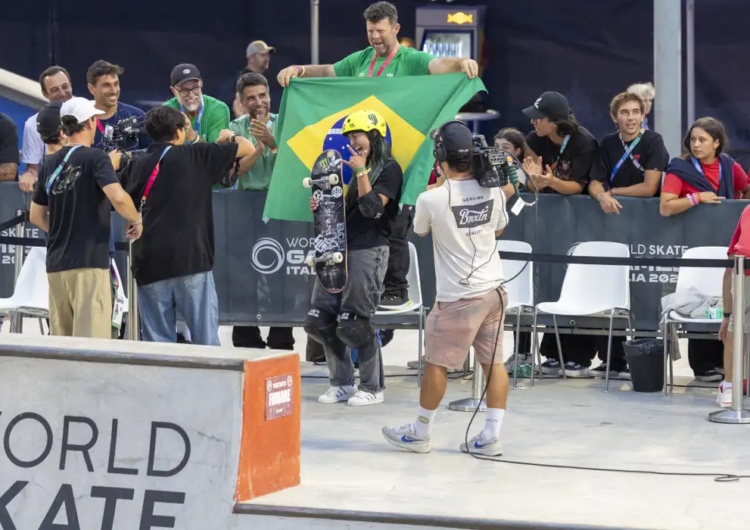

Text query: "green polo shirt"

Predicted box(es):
[229, 113, 277, 191]
[333, 46, 433, 78]
[163, 94, 229, 143]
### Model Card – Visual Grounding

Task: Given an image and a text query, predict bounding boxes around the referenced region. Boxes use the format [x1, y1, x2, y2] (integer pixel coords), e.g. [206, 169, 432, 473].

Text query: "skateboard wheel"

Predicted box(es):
[332, 252, 344, 264]
[303, 178, 313, 188]
[328, 174, 340, 185]
[305, 255, 315, 267]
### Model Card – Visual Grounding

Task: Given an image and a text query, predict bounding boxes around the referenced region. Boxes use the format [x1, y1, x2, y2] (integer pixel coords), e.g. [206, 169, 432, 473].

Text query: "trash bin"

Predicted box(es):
[623, 338, 664, 392]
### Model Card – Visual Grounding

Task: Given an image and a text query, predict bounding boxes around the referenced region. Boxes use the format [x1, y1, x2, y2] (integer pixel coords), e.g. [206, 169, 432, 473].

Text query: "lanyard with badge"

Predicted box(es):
[181, 96, 205, 136]
[140, 146, 172, 213]
[368, 47, 398, 77]
[45, 145, 82, 194]
[555, 135, 570, 164]
[610, 128, 645, 182]
[691, 155, 722, 191]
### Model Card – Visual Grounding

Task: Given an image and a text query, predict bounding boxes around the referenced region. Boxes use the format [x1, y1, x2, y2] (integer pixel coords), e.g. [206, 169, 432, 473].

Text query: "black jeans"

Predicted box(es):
[540, 331, 628, 370]
[232, 326, 295, 350]
[687, 338, 723, 375]
[383, 205, 414, 299]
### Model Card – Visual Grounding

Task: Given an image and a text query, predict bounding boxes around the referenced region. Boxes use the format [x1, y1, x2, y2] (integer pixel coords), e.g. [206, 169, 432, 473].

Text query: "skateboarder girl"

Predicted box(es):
[304, 110, 403, 406]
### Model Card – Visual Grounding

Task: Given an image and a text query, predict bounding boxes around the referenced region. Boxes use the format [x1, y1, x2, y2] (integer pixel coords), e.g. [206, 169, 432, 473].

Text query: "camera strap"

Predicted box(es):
[139, 146, 172, 213]
[610, 129, 645, 182]
[45, 145, 82, 195]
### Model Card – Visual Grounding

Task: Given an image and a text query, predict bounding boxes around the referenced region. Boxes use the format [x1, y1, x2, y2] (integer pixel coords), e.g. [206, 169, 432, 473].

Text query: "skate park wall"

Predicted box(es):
[0, 335, 300, 529]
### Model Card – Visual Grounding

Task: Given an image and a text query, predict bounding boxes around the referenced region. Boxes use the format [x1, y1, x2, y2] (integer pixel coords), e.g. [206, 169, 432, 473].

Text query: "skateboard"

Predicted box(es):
[303, 150, 347, 293]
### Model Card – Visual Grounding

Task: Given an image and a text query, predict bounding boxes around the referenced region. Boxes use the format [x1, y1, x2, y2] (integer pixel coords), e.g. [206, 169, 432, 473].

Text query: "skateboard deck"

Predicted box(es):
[304, 150, 347, 293]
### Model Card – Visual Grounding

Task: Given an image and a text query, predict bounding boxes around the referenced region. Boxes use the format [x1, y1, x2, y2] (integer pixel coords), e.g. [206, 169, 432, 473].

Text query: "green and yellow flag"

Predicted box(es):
[264, 74, 486, 222]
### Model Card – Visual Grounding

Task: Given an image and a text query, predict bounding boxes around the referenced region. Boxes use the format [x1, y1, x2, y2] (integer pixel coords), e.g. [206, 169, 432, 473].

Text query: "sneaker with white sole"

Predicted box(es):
[318, 385, 356, 404]
[347, 390, 384, 406]
[716, 383, 733, 408]
[562, 362, 591, 378]
[459, 434, 503, 457]
[382, 424, 431, 454]
[540, 359, 562, 375]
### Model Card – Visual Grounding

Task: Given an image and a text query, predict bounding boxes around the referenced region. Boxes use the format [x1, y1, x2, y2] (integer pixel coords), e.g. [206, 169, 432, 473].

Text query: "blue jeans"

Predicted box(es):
[138, 272, 220, 346]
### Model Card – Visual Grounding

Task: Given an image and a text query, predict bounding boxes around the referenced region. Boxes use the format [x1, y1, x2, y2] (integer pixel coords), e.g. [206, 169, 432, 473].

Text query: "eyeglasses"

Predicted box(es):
[177, 85, 202, 97]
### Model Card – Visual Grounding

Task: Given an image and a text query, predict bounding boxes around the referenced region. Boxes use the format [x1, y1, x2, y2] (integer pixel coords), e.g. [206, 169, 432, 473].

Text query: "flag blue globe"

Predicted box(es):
[323, 116, 392, 185]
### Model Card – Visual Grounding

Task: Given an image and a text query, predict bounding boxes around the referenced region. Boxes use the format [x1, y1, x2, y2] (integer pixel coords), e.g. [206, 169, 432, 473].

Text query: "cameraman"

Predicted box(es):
[87, 60, 151, 152]
[383, 121, 509, 456]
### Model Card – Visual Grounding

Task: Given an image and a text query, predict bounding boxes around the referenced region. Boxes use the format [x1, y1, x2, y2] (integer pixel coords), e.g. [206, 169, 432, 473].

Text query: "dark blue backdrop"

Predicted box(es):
[2, 0, 750, 157]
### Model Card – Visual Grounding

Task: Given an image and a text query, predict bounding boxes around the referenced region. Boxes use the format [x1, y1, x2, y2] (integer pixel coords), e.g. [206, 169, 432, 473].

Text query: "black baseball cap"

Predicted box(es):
[37, 101, 63, 141]
[431, 121, 473, 158]
[170, 63, 201, 86]
[522, 91, 570, 121]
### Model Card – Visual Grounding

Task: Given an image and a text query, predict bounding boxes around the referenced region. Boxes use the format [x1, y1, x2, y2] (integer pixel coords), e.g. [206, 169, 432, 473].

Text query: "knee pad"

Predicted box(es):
[336, 312, 373, 349]
[304, 308, 338, 345]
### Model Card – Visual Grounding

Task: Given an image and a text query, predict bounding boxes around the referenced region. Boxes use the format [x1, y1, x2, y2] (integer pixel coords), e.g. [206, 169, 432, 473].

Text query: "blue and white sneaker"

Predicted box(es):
[382, 424, 431, 454]
[318, 384, 356, 404]
[459, 434, 503, 457]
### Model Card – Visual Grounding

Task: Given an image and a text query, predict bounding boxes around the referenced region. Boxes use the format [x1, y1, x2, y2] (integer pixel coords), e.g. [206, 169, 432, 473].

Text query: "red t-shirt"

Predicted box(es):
[662, 159, 748, 198]
[728, 205, 750, 275]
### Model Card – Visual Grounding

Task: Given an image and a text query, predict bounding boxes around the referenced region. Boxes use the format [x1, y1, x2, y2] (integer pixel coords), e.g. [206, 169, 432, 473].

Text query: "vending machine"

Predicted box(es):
[416, 5, 487, 73]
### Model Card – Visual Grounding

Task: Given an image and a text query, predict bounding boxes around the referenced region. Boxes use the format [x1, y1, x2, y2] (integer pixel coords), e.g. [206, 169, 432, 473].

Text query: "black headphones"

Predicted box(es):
[432, 120, 468, 162]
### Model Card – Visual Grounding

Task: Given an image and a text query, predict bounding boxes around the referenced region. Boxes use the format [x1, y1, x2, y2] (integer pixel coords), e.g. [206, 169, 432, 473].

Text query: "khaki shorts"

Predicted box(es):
[425, 288, 508, 371]
[48, 268, 112, 339]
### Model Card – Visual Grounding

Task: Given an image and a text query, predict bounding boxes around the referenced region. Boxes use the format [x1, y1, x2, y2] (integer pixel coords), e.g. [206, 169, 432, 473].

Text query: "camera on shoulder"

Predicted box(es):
[471, 134, 516, 189]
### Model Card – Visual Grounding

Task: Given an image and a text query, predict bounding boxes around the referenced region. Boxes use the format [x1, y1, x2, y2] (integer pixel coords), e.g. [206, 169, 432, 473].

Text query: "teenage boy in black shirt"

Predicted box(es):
[30, 98, 143, 338]
[522, 91, 597, 195]
[521, 91, 600, 378]
[119, 106, 253, 346]
[305, 110, 402, 407]
[586, 91, 669, 378]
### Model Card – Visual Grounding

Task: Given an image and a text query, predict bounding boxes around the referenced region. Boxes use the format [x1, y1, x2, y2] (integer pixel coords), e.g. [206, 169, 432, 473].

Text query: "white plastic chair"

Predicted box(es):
[661, 246, 727, 395]
[496, 240, 534, 388]
[532, 242, 632, 392]
[0, 248, 49, 333]
[375, 242, 425, 385]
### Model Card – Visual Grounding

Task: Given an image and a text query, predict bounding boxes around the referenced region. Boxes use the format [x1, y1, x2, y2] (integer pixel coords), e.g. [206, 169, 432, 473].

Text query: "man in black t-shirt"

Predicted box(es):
[305, 110, 402, 407]
[119, 106, 253, 346]
[30, 98, 143, 338]
[0, 113, 19, 182]
[522, 91, 597, 195]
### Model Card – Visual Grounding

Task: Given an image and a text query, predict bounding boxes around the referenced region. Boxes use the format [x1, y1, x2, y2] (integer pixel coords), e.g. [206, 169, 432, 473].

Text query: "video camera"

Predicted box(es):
[101, 116, 142, 153]
[471, 134, 517, 189]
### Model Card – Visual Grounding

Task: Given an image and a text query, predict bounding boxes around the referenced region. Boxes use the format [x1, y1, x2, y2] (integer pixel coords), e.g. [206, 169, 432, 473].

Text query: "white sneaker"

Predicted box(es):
[716, 384, 733, 408]
[318, 385, 356, 404]
[347, 390, 384, 406]
[459, 434, 503, 457]
[382, 424, 431, 454]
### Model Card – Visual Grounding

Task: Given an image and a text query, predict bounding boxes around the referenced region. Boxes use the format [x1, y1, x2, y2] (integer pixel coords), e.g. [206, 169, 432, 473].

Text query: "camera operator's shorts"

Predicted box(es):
[728, 275, 750, 334]
[425, 287, 508, 371]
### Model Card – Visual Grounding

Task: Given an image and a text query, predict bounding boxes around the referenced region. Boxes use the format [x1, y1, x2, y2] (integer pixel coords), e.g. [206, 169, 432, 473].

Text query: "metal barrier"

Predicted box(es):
[126, 240, 139, 341]
[449, 353, 487, 412]
[12, 209, 25, 287]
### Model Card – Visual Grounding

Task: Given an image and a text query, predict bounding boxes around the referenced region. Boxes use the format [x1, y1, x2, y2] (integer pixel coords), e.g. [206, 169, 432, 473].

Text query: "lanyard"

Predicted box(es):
[96, 118, 105, 134]
[610, 129, 645, 182]
[140, 146, 172, 212]
[181, 97, 205, 135]
[45, 145, 82, 194]
[368, 47, 398, 77]
[691, 156, 722, 189]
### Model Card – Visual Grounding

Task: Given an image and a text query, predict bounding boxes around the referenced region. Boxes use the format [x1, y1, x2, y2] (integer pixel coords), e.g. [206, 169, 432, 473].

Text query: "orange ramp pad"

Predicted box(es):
[235, 354, 301, 501]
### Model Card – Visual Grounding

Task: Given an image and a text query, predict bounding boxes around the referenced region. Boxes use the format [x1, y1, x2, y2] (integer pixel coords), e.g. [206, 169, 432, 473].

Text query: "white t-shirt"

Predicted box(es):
[414, 179, 508, 302]
[21, 113, 45, 166]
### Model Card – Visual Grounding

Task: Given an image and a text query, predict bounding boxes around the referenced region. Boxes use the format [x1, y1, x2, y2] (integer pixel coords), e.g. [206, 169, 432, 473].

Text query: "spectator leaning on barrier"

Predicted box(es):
[305, 110, 402, 407]
[228, 72, 295, 351]
[87, 60, 151, 152]
[0, 113, 18, 182]
[165, 64, 230, 144]
[627, 82, 655, 130]
[119, 106, 252, 346]
[660, 117, 750, 382]
[19, 66, 74, 193]
[717, 205, 750, 407]
[30, 98, 143, 339]
[382, 121, 510, 456]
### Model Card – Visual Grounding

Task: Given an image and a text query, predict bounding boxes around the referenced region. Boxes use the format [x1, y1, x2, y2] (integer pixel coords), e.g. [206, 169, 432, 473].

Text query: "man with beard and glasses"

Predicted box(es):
[20, 66, 75, 193]
[87, 60, 151, 152]
[228, 72, 295, 352]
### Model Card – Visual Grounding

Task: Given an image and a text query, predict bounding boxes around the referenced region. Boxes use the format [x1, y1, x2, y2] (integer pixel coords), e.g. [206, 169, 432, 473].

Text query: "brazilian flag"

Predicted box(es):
[263, 74, 486, 222]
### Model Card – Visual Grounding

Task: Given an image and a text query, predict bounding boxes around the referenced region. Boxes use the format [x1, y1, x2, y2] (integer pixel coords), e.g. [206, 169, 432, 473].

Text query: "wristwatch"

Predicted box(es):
[724, 312, 732, 319]
[230, 133, 238, 143]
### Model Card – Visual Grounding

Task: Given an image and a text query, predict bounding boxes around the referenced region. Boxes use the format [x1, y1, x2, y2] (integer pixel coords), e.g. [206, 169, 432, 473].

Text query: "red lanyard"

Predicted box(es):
[367, 47, 398, 77]
[96, 118, 105, 134]
[140, 146, 172, 212]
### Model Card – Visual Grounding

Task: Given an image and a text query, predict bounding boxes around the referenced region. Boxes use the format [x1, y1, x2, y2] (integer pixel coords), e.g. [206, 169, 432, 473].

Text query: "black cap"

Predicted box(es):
[522, 91, 570, 121]
[37, 101, 63, 141]
[170, 63, 201, 86]
[431, 121, 473, 158]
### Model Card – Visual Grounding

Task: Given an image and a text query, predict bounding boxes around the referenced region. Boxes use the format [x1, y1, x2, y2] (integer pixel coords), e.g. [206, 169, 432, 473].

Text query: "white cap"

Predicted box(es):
[60, 97, 105, 124]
